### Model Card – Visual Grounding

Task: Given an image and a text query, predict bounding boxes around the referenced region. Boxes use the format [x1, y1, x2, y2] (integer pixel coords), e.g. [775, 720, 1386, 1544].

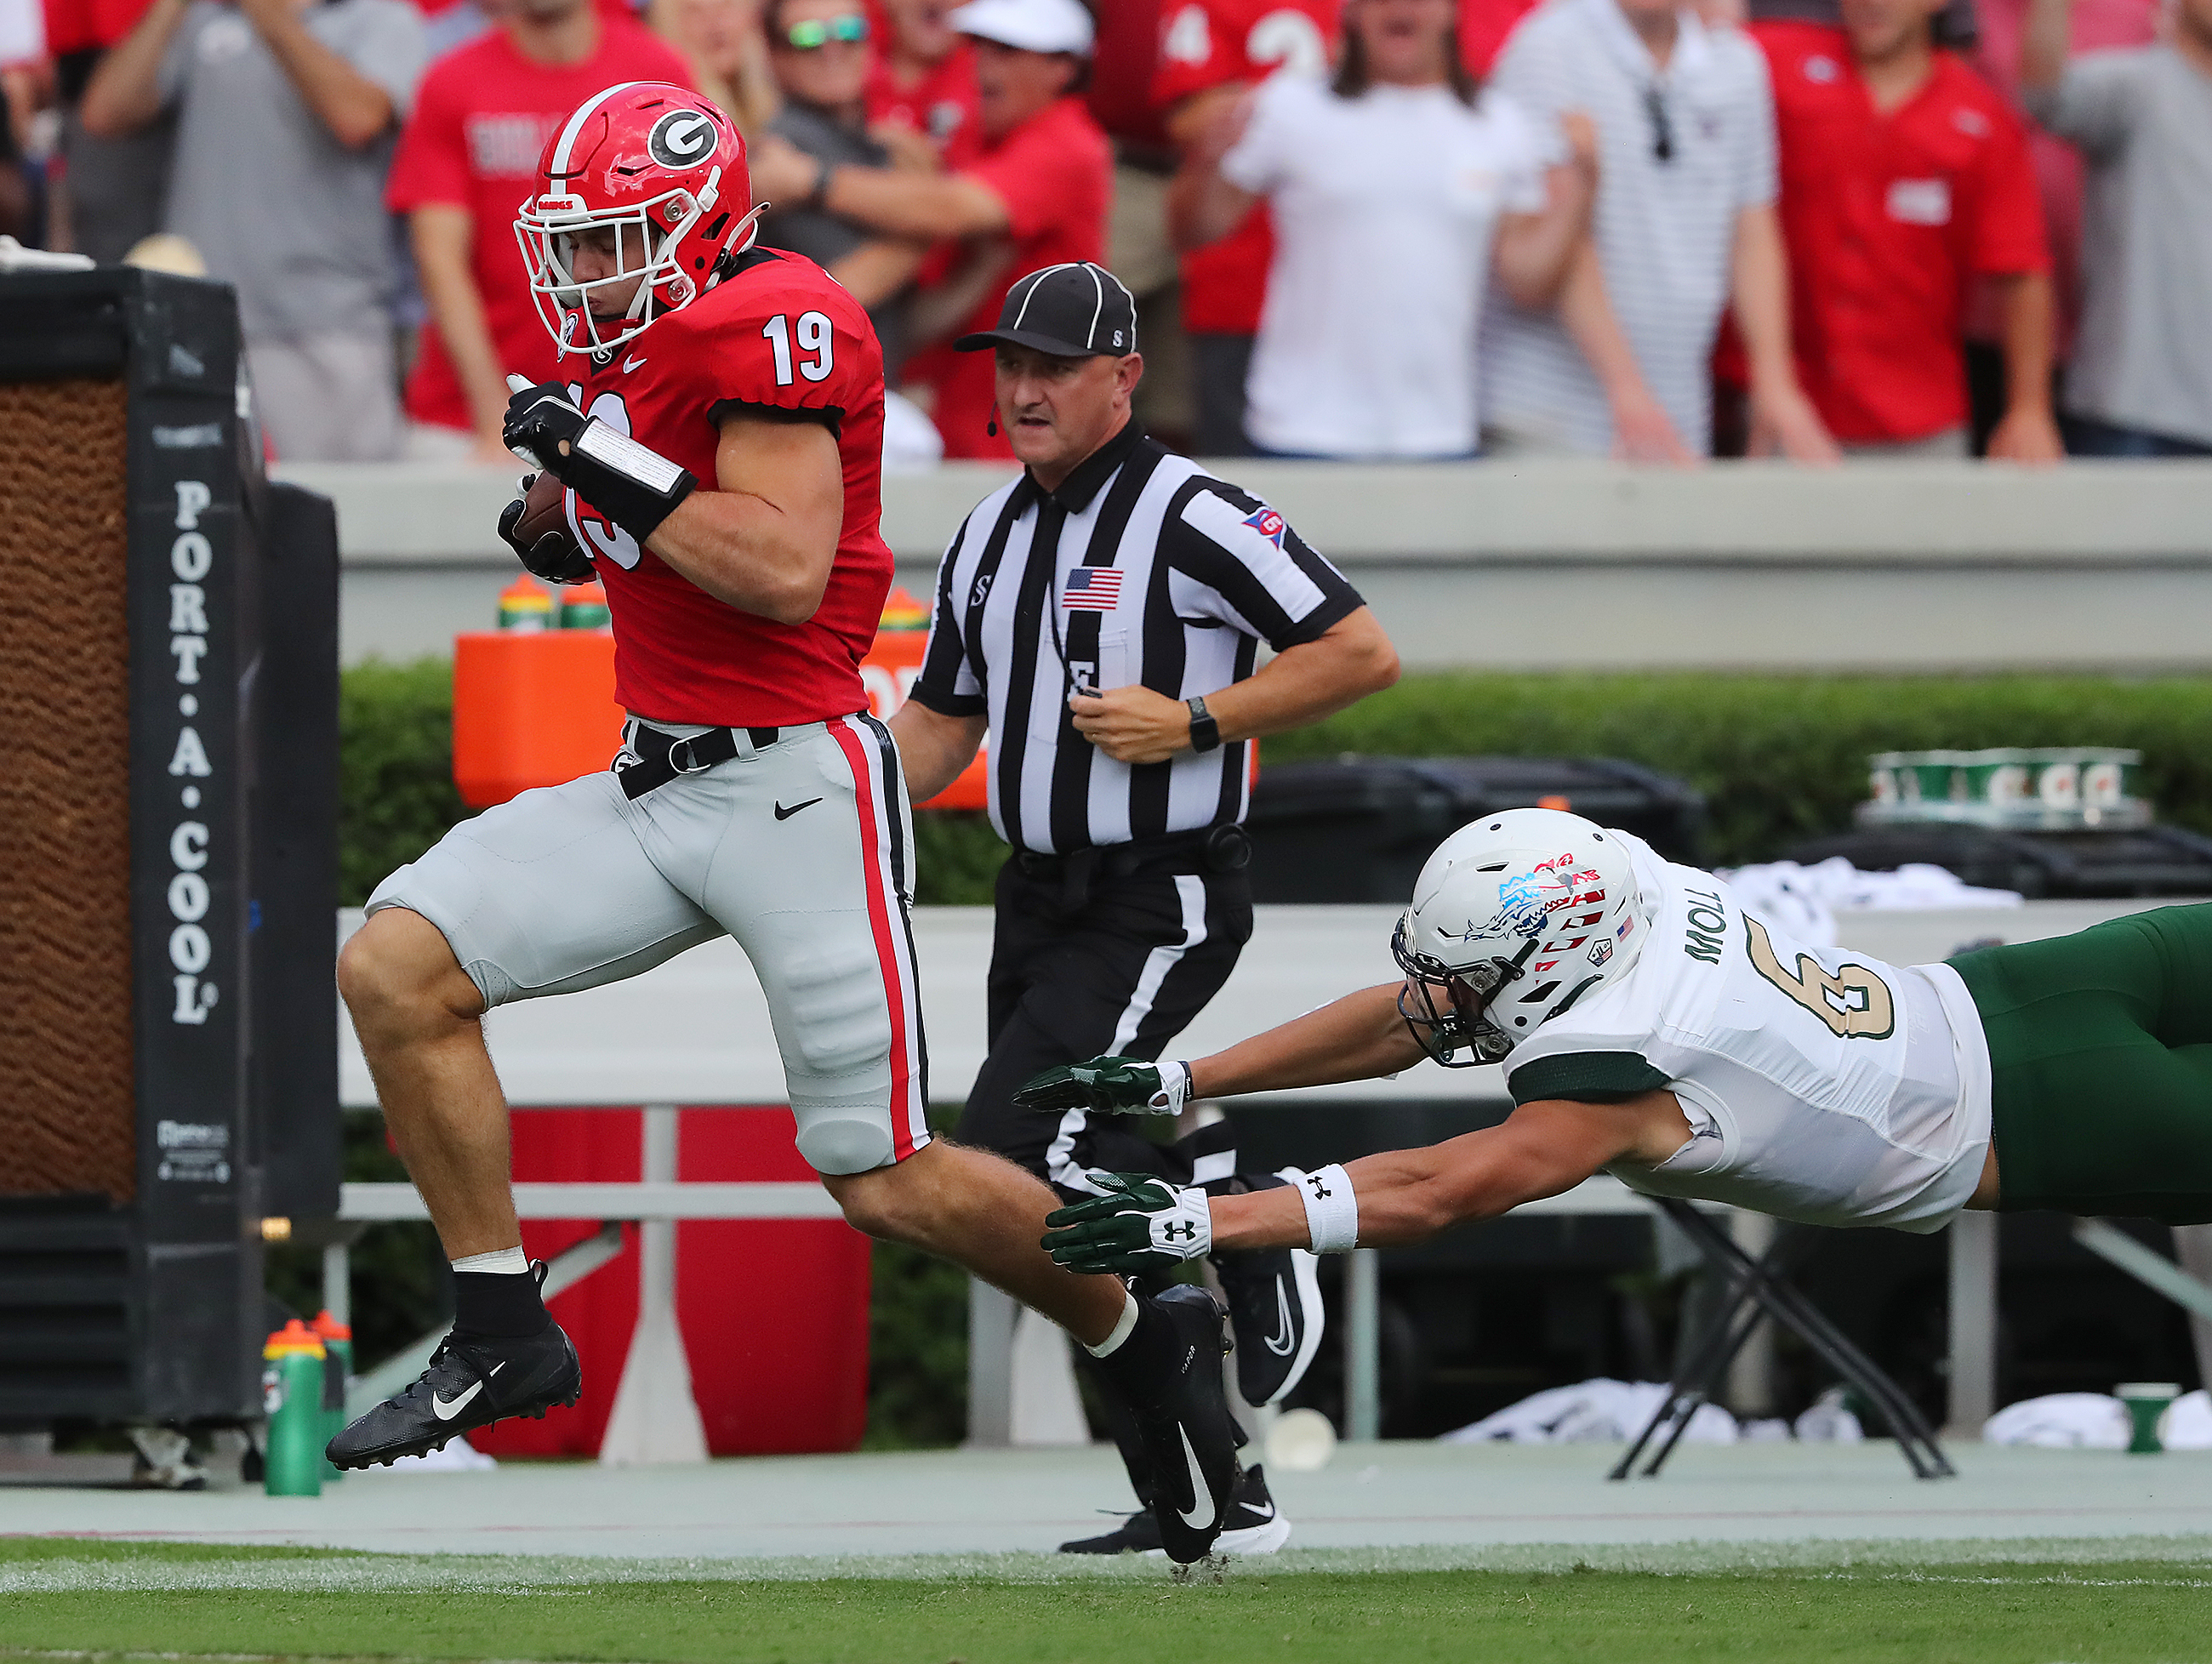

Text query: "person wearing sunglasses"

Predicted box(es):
[758, 0, 927, 370]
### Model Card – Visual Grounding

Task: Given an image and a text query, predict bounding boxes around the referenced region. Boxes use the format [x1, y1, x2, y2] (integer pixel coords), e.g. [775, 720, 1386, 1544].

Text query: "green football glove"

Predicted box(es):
[1014, 1056, 1191, 1117]
[1041, 1171, 1213, 1275]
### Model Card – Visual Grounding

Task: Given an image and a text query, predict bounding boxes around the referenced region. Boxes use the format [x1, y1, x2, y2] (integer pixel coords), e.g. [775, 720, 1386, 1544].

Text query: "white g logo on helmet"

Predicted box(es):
[1393, 807, 1649, 1063]
[647, 110, 716, 168]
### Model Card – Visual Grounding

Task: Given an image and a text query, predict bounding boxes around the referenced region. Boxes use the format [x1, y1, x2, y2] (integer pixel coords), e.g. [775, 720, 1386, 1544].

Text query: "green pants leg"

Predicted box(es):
[1952, 903, 2212, 1223]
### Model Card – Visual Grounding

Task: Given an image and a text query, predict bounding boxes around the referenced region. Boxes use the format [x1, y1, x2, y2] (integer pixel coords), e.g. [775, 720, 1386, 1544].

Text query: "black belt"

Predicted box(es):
[616, 722, 784, 800]
[1014, 824, 1251, 915]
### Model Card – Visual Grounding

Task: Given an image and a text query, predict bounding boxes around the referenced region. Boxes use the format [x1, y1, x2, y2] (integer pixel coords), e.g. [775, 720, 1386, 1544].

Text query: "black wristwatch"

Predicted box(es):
[1187, 695, 1221, 754]
[807, 161, 835, 211]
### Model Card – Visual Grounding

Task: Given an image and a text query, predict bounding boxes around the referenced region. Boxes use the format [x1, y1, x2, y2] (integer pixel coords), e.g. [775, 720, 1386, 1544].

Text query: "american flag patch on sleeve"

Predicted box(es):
[1062, 568, 1124, 610]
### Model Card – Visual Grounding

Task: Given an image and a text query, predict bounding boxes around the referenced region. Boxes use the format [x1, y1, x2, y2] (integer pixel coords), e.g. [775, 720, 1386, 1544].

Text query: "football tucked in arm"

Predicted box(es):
[497, 471, 596, 584]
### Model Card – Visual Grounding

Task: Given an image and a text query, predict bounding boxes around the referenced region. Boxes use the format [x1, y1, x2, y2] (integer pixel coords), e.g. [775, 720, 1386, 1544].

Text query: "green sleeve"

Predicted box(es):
[1507, 1051, 1672, 1105]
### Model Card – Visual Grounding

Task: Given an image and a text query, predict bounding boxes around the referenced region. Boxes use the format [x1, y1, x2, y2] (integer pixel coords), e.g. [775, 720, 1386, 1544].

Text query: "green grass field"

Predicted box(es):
[6, 1539, 2212, 1664]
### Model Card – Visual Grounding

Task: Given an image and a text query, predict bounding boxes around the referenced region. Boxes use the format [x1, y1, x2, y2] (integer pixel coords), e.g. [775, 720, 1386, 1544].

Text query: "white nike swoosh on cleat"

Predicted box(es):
[1175, 1427, 1218, 1530]
[430, 1361, 503, 1421]
[431, 1381, 483, 1420]
[1237, 1500, 1275, 1521]
[1263, 1278, 1297, 1355]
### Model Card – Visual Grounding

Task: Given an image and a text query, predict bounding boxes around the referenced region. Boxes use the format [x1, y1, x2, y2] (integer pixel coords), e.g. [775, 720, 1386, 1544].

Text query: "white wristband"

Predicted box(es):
[1295, 1164, 1359, 1254]
[1147, 1060, 1191, 1115]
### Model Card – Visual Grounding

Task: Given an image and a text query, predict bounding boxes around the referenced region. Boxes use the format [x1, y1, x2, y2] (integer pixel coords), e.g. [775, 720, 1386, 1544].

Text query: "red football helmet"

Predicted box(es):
[515, 83, 764, 358]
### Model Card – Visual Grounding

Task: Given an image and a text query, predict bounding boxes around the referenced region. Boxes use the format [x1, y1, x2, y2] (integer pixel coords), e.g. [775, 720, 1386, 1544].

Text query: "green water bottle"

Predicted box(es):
[557, 578, 610, 630]
[312, 1310, 353, 1482]
[498, 573, 555, 631]
[262, 1319, 326, 1496]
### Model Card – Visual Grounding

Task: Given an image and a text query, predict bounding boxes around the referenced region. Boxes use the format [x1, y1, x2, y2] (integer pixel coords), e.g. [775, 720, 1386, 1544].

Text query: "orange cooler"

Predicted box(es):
[452, 630, 625, 809]
[863, 586, 989, 812]
[452, 586, 995, 812]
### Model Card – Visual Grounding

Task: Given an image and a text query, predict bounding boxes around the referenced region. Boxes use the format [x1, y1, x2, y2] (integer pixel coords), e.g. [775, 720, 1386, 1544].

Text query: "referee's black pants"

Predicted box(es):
[954, 844, 1254, 1516]
[954, 850, 1251, 1192]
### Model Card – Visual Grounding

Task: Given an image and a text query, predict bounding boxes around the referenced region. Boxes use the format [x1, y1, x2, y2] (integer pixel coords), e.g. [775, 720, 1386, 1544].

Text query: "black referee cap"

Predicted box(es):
[954, 262, 1138, 358]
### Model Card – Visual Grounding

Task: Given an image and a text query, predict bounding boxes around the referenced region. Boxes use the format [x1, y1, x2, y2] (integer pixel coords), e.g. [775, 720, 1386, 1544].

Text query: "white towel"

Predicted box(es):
[1440, 1377, 1736, 1446]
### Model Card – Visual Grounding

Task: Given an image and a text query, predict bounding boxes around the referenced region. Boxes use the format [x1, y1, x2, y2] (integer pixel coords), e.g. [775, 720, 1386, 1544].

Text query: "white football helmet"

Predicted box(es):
[1390, 808, 1650, 1066]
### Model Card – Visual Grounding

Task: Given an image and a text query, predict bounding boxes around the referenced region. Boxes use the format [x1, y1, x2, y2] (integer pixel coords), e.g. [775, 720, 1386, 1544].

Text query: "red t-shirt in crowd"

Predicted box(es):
[385, 20, 694, 435]
[929, 95, 1113, 459]
[1089, 0, 1171, 147]
[1153, 0, 1335, 337]
[562, 248, 892, 727]
[866, 43, 983, 167]
[1754, 22, 2049, 443]
[43, 0, 153, 53]
[1457, 0, 1538, 78]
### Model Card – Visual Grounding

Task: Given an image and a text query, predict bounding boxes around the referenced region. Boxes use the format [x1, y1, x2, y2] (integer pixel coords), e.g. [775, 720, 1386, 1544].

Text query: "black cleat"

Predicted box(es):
[1212, 1172, 1325, 1406]
[1060, 1463, 1291, 1556]
[1118, 1285, 1240, 1565]
[1060, 1506, 1162, 1555]
[325, 1320, 580, 1471]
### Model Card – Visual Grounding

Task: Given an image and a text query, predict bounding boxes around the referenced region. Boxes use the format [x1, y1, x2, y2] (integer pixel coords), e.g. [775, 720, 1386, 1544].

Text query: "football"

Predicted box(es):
[510, 469, 573, 555]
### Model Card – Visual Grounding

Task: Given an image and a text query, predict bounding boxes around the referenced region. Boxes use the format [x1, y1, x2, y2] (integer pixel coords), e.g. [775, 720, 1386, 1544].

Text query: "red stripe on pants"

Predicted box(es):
[830, 717, 922, 1160]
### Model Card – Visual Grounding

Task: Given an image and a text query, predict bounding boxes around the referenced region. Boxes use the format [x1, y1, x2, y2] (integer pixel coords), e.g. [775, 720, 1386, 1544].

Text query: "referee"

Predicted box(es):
[888, 262, 1400, 1554]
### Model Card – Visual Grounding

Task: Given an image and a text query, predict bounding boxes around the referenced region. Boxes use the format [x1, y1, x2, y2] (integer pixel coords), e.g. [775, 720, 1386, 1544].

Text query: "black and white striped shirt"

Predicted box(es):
[909, 422, 1363, 855]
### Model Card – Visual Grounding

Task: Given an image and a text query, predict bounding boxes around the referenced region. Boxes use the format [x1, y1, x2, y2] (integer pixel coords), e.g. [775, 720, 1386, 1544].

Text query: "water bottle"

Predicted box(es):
[558, 579, 610, 630]
[498, 573, 555, 631]
[261, 1319, 326, 1496]
[311, 1310, 353, 1482]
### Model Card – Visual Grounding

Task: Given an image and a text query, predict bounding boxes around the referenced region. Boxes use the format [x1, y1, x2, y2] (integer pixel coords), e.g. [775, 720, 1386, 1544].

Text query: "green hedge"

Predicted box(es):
[1261, 672, 2212, 868]
[342, 661, 2212, 902]
[340, 658, 470, 907]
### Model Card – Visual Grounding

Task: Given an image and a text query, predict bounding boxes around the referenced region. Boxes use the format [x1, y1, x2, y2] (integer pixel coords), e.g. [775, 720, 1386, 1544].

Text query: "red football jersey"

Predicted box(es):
[1755, 22, 2049, 443]
[1152, 0, 1335, 336]
[560, 248, 893, 728]
[385, 20, 694, 435]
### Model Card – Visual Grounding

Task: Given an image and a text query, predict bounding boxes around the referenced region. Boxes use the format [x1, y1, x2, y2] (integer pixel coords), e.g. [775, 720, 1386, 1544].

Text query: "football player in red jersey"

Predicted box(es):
[330, 83, 1240, 1565]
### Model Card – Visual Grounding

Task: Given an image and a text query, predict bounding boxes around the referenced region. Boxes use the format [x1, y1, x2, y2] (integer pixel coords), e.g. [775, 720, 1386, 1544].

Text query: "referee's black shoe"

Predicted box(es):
[1211, 1171, 1325, 1406]
[1060, 1463, 1291, 1556]
[1091, 1285, 1240, 1564]
[326, 1319, 580, 1470]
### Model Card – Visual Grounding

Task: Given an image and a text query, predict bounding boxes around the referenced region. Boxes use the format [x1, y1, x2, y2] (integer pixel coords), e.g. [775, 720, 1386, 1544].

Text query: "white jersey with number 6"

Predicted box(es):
[1501, 833, 1993, 1233]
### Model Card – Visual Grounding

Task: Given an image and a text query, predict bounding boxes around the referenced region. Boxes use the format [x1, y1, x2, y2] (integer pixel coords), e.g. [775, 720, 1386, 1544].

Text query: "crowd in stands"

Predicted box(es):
[1, 0, 2203, 462]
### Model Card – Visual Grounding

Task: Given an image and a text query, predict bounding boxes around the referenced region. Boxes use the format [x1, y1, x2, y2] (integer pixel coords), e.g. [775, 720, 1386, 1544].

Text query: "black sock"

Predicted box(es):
[1089, 1294, 1179, 1410]
[452, 1269, 550, 1337]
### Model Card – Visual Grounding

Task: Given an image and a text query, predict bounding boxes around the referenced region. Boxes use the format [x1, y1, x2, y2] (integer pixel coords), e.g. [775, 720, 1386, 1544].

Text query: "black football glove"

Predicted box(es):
[497, 473, 596, 584]
[1041, 1171, 1213, 1274]
[502, 378, 696, 547]
[1013, 1056, 1190, 1117]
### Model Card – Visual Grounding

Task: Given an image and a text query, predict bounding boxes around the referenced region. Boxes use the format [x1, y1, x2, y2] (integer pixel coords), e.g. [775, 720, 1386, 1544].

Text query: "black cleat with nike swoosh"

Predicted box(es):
[324, 1320, 580, 1471]
[1211, 1171, 1326, 1406]
[1104, 1285, 1240, 1565]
